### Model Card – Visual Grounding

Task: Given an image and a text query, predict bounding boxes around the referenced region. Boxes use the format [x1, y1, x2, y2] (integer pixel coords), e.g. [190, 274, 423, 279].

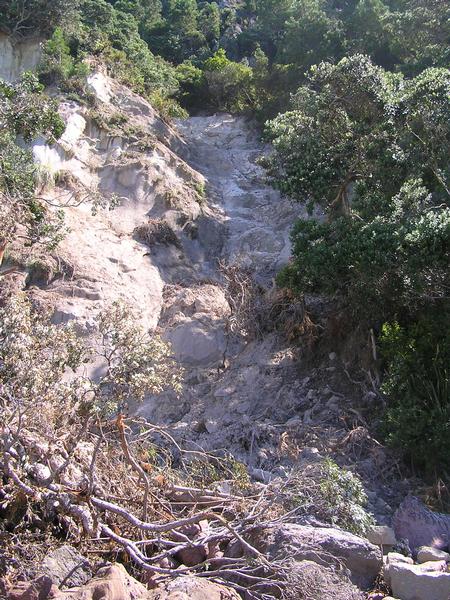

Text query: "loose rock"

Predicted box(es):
[417, 546, 450, 563]
[385, 559, 450, 600]
[247, 523, 382, 589]
[148, 576, 241, 599]
[367, 526, 397, 548]
[41, 545, 92, 588]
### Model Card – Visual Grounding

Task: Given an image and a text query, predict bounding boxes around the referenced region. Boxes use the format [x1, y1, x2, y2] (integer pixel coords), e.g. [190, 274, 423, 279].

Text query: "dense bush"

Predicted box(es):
[268, 58, 450, 318]
[0, 0, 79, 38]
[268, 56, 450, 474]
[202, 49, 254, 112]
[0, 74, 66, 249]
[381, 313, 450, 474]
[277, 180, 450, 322]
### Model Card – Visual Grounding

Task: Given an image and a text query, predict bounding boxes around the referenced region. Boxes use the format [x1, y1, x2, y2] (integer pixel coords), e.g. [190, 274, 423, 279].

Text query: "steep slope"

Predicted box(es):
[29, 72, 402, 525]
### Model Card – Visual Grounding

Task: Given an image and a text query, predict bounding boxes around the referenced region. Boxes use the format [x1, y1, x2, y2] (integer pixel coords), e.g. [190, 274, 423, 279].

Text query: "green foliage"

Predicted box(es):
[0, 295, 182, 422]
[50, 0, 180, 101]
[286, 459, 374, 535]
[319, 459, 375, 535]
[278, 179, 450, 321]
[95, 301, 182, 415]
[0, 73, 65, 142]
[203, 49, 254, 112]
[0, 74, 66, 248]
[0, 0, 79, 38]
[175, 60, 205, 109]
[281, 0, 344, 71]
[39, 27, 90, 86]
[269, 58, 450, 323]
[265, 55, 400, 210]
[380, 313, 450, 474]
[270, 56, 449, 479]
[0, 293, 85, 412]
[149, 90, 189, 120]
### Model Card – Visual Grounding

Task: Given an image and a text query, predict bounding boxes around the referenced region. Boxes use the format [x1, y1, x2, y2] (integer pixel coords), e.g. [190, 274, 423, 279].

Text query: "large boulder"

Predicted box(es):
[52, 564, 149, 599]
[282, 560, 365, 600]
[167, 318, 227, 366]
[393, 496, 450, 553]
[41, 545, 92, 588]
[247, 524, 382, 589]
[384, 553, 450, 600]
[162, 284, 230, 367]
[148, 576, 240, 599]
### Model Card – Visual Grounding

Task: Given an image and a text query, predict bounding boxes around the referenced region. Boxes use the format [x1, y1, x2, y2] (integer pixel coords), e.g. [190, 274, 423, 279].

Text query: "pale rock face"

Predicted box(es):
[0, 34, 42, 82]
[59, 110, 87, 147]
[86, 72, 112, 104]
[32, 141, 64, 176]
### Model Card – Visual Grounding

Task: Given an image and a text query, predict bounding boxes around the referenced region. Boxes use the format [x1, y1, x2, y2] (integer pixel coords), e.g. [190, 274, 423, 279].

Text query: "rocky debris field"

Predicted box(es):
[2, 72, 450, 600]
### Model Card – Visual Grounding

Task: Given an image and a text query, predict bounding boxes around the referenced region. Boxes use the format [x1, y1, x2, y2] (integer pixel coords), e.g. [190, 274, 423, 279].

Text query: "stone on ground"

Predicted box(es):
[247, 523, 382, 589]
[367, 525, 397, 548]
[417, 546, 450, 563]
[384, 557, 450, 600]
[147, 576, 240, 599]
[41, 545, 92, 588]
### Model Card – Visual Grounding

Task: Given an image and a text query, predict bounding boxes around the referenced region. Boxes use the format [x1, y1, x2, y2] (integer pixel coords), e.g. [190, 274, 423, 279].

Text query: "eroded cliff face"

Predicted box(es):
[26, 71, 401, 526]
[0, 34, 42, 82]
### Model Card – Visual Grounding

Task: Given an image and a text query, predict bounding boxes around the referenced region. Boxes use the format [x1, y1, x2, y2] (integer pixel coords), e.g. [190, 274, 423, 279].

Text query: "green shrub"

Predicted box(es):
[0, 74, 67, 249]
[149, 91, 188, 121]
[277, 181, 450, 322]
[39, 27, 90, 87]
[319, 459, 375, 535]
[381, 312, 450, 474]
[203, 49, 255, 112]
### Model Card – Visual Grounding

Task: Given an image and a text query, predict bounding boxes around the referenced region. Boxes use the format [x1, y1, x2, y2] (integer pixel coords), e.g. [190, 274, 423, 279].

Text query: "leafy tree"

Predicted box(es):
[198, 1, 221, 47]
[64, 0, 179, 98]
[280, 0, 344, 72]
[277, 179, 450, 320]
[267, 57, 450, 313]
[268, 57, 450, 474]
[388, 0, 450, 75]
[0, 294, 181, 426]
[0, 0, 79, 38]
[0, 74, 66, 248]
[0, 72, 65, 142]
[39, 27, 90, 86]
[203, 49, 254, 112]
[265, 55, 399, 214]
[348, 0, 395, 67]
[175, 60, 205, 109]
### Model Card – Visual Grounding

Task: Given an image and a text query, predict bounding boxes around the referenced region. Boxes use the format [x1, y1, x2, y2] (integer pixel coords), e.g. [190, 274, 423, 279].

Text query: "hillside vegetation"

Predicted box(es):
[0, 0, 449, 598]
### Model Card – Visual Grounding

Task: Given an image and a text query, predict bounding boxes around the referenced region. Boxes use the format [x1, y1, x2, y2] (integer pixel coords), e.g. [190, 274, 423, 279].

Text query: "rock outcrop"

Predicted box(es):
[393, 496, 450, 553]
[0, 33, 42, 82]
[245, 524, 382, 589]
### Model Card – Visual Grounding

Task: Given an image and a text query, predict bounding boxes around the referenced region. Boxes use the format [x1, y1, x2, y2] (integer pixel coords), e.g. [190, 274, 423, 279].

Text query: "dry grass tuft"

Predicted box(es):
[134, 219, 181, 249]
